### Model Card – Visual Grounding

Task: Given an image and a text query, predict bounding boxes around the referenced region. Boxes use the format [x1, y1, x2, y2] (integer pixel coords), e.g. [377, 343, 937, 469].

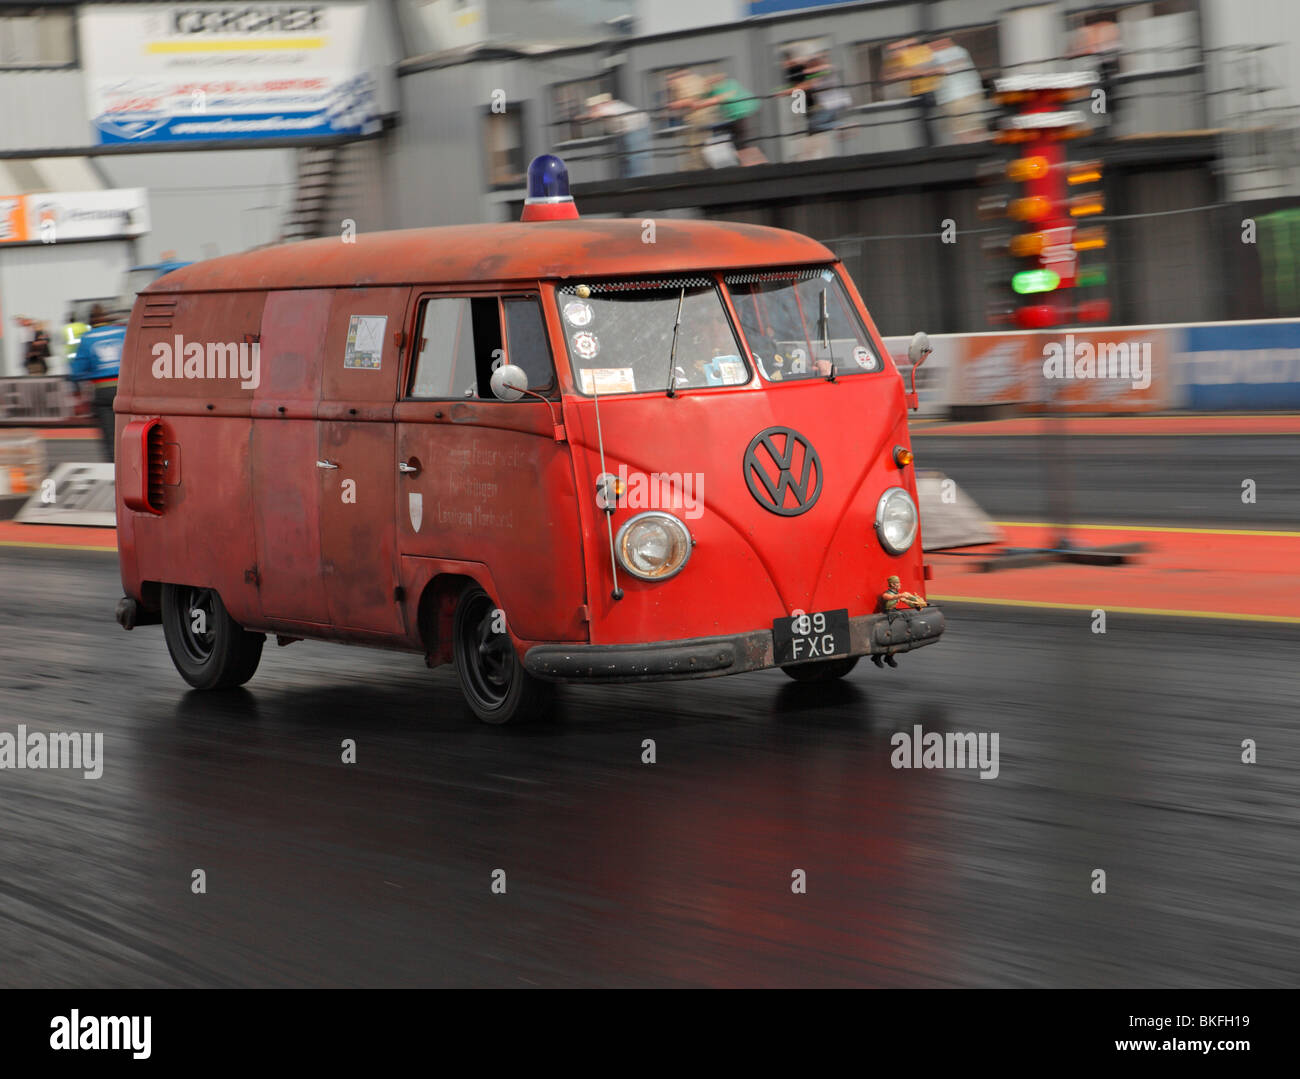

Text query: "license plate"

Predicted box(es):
[772, 608, 851, 665]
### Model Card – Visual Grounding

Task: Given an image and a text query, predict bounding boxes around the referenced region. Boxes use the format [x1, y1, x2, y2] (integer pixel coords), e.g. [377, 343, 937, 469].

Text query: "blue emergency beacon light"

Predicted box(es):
[520, 154, 580, 222]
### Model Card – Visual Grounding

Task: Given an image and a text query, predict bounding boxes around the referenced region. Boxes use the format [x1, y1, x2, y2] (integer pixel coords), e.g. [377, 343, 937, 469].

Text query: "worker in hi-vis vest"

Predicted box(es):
[63, 311, 90, 371]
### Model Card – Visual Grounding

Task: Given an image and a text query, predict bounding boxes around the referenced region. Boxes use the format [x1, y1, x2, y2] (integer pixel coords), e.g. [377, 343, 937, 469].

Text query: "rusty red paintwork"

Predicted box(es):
[115, 218, 930, 672]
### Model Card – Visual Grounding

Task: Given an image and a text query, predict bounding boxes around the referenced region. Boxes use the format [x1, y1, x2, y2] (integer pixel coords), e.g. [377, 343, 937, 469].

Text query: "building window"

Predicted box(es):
[0, 11, 75, 68]
[550, 74, 616, 142]
[1066, 1, 1198, 72]
[483, 107, 526, 189]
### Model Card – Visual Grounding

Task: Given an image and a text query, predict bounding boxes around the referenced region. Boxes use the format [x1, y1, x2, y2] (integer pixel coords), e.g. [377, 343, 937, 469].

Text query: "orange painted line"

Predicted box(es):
[928, 523, 1300, 619]
[0, 427, 100, 439]
[0, 521, 116, 550]
[913, 415, 1300, 437]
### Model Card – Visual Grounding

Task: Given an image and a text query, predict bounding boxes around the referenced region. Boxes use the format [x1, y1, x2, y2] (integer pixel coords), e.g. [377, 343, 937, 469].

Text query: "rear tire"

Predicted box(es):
[161, 583, 264, 690]
[452, 585, 554, 725]
[781, 656, 860, 682]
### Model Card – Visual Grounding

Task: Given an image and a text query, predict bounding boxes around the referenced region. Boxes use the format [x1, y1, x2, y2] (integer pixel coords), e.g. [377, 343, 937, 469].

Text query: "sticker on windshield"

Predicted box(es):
[580, 367, 636, 394]
[563, 301, 593, 327]
[853, 345, 877, 370]
[344, 314, 387, 370]
[708, 357, 747, 384]
[572, 331, 600, 360]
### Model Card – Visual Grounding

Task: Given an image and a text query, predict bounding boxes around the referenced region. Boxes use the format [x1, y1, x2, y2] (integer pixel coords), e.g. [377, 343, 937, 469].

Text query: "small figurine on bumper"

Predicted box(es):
[874, 575, 928, 668]
[881, 574, 927, 611]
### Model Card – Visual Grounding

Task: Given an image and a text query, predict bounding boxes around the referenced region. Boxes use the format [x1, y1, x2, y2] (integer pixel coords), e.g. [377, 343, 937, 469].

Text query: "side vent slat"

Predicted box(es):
[141, 297, 177, 330]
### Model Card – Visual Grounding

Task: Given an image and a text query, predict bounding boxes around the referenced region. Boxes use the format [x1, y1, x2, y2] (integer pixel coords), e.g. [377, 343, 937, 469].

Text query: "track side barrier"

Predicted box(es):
[0, 377, 86, 425]
[888, 317, 1300, 417]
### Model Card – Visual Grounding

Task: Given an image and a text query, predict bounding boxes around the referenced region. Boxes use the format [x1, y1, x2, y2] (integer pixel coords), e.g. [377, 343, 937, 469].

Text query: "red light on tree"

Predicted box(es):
[1015, 303, 1061, 329]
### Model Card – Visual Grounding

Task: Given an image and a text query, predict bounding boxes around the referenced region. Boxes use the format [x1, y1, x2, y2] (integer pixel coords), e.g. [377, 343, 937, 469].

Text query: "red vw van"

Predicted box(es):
[114, 157, 943, 723]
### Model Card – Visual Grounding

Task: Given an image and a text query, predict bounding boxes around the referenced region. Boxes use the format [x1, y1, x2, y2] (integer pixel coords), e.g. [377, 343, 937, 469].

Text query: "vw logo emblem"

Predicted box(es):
[743, 426, 822, 516]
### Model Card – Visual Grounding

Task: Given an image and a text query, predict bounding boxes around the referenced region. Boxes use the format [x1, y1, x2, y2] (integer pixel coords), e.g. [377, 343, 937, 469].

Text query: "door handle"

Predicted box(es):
[398, 460, 421, 476]
[316, 460, 339, 470]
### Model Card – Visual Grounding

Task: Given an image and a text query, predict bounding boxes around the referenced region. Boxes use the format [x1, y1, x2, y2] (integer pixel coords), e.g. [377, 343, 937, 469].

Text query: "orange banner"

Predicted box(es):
[0, 196, 27, 243]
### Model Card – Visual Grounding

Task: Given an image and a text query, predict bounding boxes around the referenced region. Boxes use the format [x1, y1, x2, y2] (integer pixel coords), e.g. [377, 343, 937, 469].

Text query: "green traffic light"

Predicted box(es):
[1012, 269, 1061, 295]
[1077, 266, 1108, 287]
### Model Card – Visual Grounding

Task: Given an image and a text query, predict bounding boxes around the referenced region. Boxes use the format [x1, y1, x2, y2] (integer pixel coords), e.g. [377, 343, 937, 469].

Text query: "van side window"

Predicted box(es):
[408, 296, 501, 399]
[500, 297, 556, 397]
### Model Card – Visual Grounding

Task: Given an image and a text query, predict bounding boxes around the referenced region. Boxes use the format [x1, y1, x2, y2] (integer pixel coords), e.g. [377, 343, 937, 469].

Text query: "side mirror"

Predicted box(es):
[907, 330, 932, 367]
[904, 331, 932, 411]
[489, 363, 529, 402]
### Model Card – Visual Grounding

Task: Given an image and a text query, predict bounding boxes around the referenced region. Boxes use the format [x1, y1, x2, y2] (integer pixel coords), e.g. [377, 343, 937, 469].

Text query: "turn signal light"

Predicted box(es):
[893, 446, 914, 467]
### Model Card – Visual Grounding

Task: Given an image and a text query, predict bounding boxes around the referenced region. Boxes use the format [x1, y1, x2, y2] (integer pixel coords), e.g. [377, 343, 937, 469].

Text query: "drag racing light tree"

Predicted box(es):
[985, 72, 1109, 331]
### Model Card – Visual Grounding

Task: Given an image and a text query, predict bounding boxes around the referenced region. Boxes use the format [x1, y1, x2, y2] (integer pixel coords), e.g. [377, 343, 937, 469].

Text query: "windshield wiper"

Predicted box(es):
[665, 287, 685, 398]
[819, 287, 836, 383]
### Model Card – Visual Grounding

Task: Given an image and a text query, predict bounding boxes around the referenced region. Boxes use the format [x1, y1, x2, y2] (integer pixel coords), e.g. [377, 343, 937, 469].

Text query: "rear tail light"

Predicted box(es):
[121, 418, 166, 515]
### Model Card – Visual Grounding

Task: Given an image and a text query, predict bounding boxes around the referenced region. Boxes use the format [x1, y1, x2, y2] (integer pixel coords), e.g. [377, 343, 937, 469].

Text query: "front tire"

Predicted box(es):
[452, 585, 554, 725]
[161, 584, 264, 690]
[781, 656, 860, 682]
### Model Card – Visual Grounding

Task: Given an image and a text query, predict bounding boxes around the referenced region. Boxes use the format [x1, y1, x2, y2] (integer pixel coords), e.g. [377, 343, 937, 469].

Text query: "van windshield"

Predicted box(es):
[557, 277, 750, 396]
[725, 267, 883, 382]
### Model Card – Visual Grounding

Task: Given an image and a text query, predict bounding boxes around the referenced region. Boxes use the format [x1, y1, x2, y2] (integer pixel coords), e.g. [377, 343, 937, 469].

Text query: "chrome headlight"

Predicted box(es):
[615, 512, 693, 581]
[875, 487, 918, 554]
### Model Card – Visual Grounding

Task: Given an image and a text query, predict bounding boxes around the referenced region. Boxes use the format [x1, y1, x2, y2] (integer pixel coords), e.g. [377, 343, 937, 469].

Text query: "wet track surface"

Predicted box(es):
[2, 545, 1297, 987]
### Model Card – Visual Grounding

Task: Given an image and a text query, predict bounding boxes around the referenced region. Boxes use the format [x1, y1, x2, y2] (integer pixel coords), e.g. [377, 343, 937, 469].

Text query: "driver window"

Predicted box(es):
[408, 296, 501, 399]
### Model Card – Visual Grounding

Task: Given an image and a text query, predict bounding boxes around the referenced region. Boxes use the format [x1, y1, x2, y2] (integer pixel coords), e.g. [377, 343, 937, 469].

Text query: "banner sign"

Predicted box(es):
[79, 3, 382, 145]
[944, 329, 1174, 413]
[1176, 321, 1300, 410]
[0, 190, 149, 245]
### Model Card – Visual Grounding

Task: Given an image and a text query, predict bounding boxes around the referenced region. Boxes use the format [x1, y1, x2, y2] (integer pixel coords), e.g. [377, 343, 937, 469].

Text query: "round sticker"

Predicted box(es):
[573, 331, 600, 360]
[564, 301, 593, 327]
[853, 345, 877, 370]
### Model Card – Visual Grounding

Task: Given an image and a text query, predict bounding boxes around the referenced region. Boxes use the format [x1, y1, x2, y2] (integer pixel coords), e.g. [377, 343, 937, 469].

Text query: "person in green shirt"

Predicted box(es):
[704, 73, 761, 153]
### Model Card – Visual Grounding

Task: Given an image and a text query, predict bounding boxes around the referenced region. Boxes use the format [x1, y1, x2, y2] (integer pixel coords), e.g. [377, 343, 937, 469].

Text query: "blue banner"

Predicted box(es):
[1179, 322, 1300, 409]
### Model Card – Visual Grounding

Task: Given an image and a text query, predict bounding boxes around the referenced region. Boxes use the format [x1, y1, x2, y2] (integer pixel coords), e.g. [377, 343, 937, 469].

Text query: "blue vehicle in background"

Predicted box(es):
[69, 260, 190, 461]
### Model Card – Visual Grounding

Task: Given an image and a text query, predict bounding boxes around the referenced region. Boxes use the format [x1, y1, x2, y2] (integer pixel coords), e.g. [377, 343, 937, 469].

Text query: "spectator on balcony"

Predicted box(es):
[666, 69, 718, 170]
[703, 74, 765, 164]
[929, 37, 989, 143]
[882, 38, 942, 146]
[581, 93, 653, 179]
[780, 49, 843, 159]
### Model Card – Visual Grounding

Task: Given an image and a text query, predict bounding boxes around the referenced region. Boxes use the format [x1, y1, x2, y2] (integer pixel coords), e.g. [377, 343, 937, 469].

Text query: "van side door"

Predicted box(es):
[317, 287, 408, 636]
[395, 292, 588, 644]
[253, 289, 330, 625]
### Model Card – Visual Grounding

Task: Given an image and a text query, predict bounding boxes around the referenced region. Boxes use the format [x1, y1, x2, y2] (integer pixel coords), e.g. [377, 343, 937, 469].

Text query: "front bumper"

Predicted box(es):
[523, 607, 945, 684]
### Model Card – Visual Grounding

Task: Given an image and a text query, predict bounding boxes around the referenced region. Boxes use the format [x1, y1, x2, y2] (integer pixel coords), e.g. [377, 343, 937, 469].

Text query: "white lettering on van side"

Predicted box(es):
[151, 336, 260, 389]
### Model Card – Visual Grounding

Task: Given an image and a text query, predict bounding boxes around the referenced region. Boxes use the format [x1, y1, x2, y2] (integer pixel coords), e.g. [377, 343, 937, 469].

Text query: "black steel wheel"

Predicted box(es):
[161, 583, 264, 690]
[452, 585, 554, 725]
